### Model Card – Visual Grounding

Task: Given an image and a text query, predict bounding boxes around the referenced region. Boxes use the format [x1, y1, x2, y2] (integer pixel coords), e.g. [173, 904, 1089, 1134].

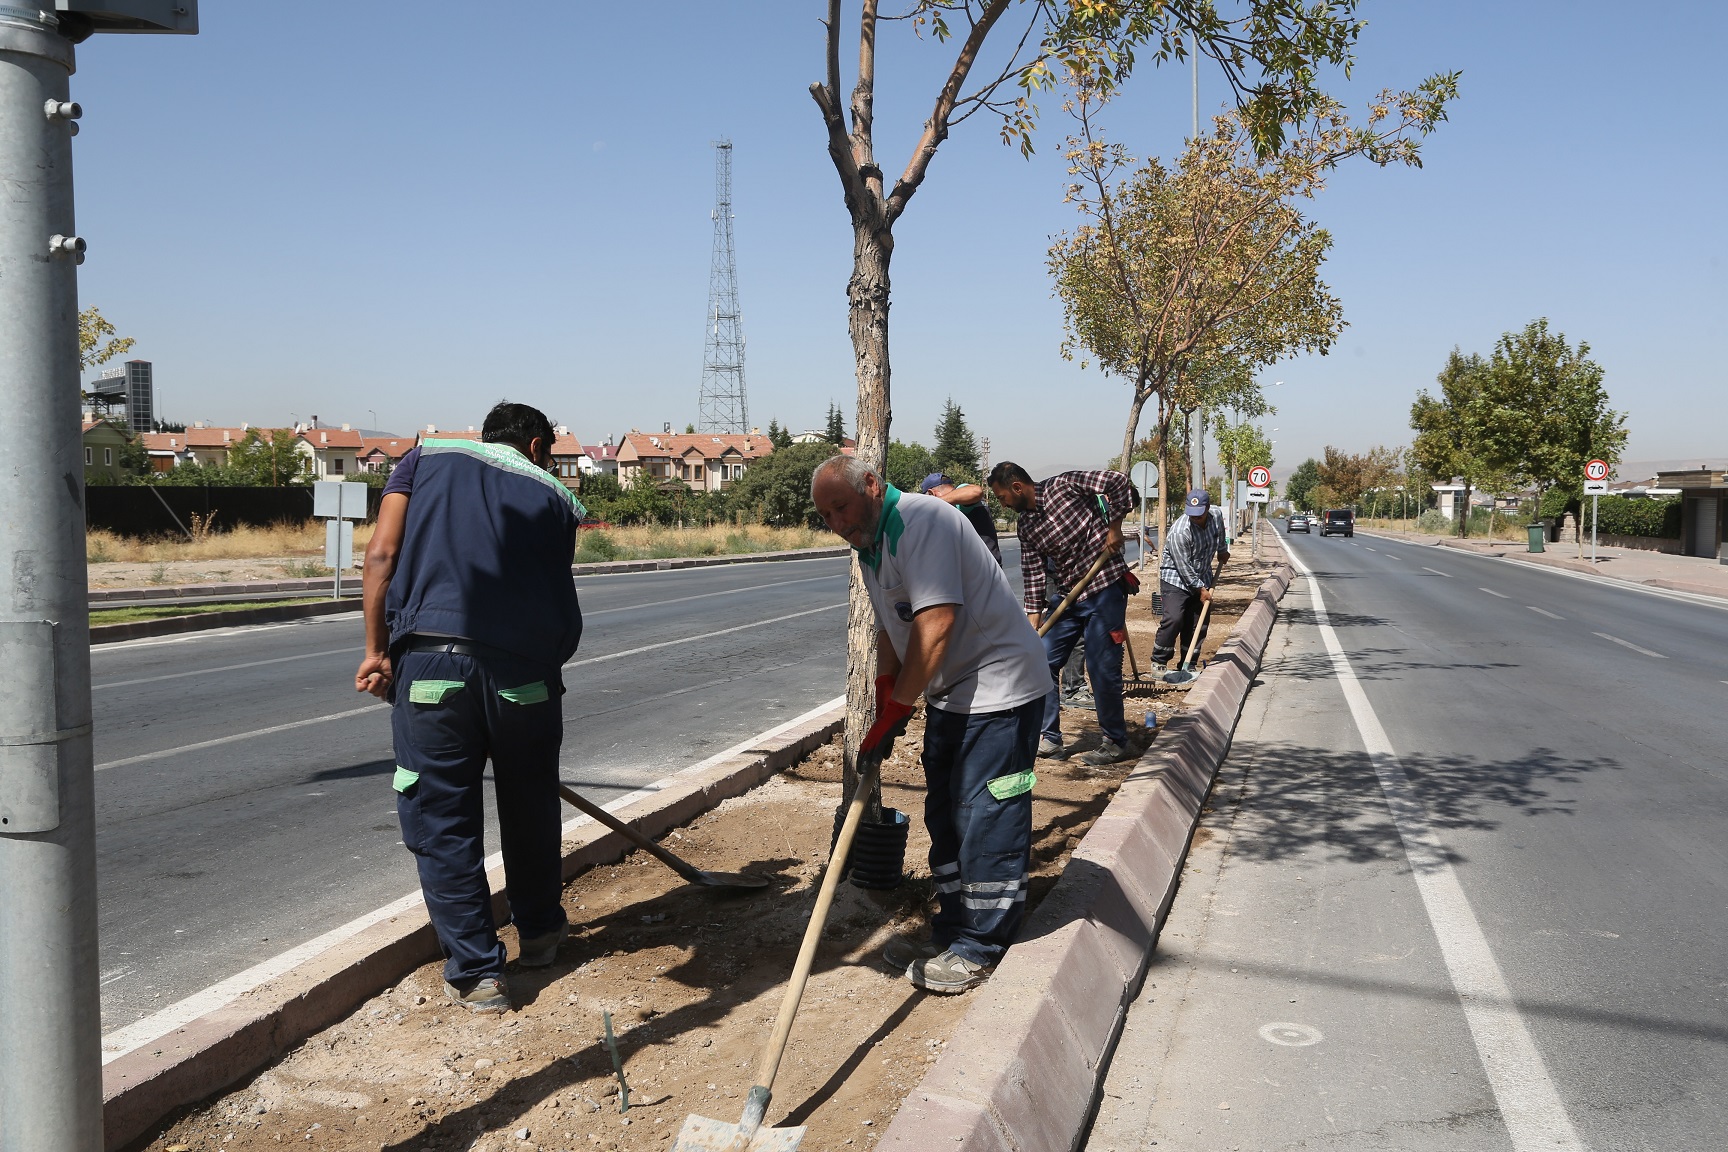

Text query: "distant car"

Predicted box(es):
[1320, 509, 1354, 537]
[1287, 514, 1311, 533]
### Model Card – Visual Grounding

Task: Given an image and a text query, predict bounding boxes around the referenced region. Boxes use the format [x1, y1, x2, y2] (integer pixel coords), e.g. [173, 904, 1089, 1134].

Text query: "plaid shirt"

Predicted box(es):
[1160, 511, 1228, 590]
[1015, 470, 1136, 613]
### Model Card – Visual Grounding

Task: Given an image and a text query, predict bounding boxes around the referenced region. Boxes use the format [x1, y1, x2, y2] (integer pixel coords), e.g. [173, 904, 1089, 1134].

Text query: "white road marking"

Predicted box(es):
[1593, 632, 1667, 659]
[564, 603, 845, 669]
[95, 605, 848, 771]
[1284, 539, 1585, 1152]
[1365, 546, 1378, 552]
[95, 705, 389, 771]
[1496, 555, 1728, 613]
[94, 647, 359, 690]
[101, 695, 846, 1064]
[1423, 567, 1453, 578]
[1479, 587, 1510, 599]
[1527, 607, 1564, 620]
[1383, 553, 1401, 562]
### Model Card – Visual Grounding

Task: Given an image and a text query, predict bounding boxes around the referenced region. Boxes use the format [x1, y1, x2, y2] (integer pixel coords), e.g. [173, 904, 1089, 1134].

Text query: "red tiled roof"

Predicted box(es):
[359, 436, 415, 460]
[619, 432, 773, 461]
[299, 428, 364, 450]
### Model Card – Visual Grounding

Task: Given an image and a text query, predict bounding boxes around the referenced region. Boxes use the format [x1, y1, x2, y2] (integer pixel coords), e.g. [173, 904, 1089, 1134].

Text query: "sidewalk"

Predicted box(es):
[1363, 527, 1728, 601]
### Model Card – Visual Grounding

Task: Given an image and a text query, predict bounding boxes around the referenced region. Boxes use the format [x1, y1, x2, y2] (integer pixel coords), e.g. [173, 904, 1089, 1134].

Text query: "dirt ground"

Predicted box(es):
[134, 566, 1267, 1152]
[88, 557, 341, 589]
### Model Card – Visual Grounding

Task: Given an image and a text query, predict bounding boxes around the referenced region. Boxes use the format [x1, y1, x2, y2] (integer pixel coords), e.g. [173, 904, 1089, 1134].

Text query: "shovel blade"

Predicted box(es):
[672, 1114, 805, 1152]
[1162, 668, 1198, 685]
[690, 870, 773, 890]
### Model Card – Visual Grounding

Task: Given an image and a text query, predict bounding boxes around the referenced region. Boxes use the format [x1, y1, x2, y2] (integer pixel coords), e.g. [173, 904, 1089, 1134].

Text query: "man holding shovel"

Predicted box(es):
[355, 401, 582, 1014]
[1153, 490, 1231, 674]
[988, 462, 1137, 766]
[812, 456, 1047, 994]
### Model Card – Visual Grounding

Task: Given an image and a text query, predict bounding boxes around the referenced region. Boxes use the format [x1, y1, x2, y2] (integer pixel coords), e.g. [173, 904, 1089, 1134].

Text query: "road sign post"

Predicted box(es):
[1131, 461, 1159, 573]
[1, 12, 197, 1146]
[1246, 467, 1271, 563]
[1583, 460, 1609, 564]
[315, 481, 368, 599]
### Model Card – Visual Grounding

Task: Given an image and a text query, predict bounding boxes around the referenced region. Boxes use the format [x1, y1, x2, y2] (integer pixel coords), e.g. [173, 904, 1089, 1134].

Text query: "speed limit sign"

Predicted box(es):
[1584, 459, 1609, 481]
[1248, 466, 1272, 488]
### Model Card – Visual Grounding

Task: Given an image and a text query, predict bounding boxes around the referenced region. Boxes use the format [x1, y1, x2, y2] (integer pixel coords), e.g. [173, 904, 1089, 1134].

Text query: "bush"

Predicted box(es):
[1416, 509, 1449, 534]
[1593, 495, 1680, 538]
[574, 531, 619, 562]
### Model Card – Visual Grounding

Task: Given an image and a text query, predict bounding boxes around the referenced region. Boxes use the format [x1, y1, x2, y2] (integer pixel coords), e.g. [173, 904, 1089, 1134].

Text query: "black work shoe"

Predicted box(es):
[1079, 739, 1133, 766]
[1037, 736, 1067, 760]
[444, 976, 509, 1013]
[881, 934, 940, 972]
[908, 950, 991, 994]
[517, 922, 568, 968]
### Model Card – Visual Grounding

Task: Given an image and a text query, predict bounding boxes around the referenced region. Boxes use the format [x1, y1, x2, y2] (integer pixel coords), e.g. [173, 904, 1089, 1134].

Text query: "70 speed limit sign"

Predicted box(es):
[1248, 466, 1272, 488]
[1584, 459, 1609, 481]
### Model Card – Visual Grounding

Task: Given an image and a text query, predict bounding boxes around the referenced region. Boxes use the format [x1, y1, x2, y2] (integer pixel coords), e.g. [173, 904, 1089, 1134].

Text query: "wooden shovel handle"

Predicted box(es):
[558, 783, 706, 885]
[1176, 557, 1225, 670]
[1038, 547, 1115, 638]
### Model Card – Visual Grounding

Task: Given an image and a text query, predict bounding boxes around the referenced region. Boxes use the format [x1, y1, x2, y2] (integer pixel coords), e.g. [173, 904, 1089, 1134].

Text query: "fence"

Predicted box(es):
[85, 486, 382, 538]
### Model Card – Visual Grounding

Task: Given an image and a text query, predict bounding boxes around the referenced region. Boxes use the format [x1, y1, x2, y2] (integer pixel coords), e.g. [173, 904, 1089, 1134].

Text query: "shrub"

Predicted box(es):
[1592, 495, 1680, 538]
[1416, 509, 1449, 534]
[575, 531, 619, 562]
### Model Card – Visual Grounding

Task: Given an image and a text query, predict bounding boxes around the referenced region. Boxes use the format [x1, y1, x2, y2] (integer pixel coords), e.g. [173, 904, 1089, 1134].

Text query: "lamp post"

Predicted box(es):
[1, 7, 196, 1148]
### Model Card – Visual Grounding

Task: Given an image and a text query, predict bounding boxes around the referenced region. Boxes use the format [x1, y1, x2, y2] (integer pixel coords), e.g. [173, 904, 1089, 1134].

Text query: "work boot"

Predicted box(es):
[517, 921, 568, 968]
[444, 976, 510, 1013]
[908, 950, 991, 994]
[1079, 740, 1133, 767]
[1037, 736, 1067, 761]
[880, 933, 940, 972]
[1061, 690, 1096, 710]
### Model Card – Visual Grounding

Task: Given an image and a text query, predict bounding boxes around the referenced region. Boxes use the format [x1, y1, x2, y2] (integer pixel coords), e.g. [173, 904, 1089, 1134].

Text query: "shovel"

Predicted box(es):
[1037, 546, 1115, 638]
[672, 736, 897, 1151]
[558, 783, 769, 891]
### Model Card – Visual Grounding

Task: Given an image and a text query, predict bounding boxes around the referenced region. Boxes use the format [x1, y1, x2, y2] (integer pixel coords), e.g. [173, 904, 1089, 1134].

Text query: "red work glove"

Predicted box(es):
[864, 674, 915, 754]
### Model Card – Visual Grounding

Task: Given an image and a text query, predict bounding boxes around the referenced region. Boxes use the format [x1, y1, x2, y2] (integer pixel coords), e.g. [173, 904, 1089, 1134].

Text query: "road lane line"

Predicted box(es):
[96, 605, 848, 770]
[1383, 553, 1401, 562]
[1527, 607, 1564, 620]
[101, 694, 846, 1064]
[1284, 539, 1585, 1152]
[1479, 587, 1509, 598]
[1423, 566, 1453, 578]
[1365, 546, 1378, 551]
[93, 647, 359, 690]
[1593, 632, 1666, 659]
[564, 603, 845, 668]
[95, 705, 389, 771]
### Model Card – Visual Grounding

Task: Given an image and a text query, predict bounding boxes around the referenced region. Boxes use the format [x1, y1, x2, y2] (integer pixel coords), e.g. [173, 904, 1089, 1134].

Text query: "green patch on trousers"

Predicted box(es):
[408, 679, 465, 704]
[986, 770, 1036, 800]
[496, 681, 549, 705]
[392, 767, 419, 793]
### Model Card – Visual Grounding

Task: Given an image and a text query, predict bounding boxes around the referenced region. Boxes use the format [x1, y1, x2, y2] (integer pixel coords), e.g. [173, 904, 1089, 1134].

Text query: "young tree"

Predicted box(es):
[884, 439, 936, 493]
[1410, 350, 1497, 537]
[726, 442, 841, 528]
[1285, 457, 1320, 512]
[931, 397, 981, 482]
[765, 417, 786, 448]
[78, 305, 134, 371]
[812, 0, 1452, 795]
[1051, 78, 1453, 531]
[1315, 444, 1398, 508]
[1211, 413, 1274, 481]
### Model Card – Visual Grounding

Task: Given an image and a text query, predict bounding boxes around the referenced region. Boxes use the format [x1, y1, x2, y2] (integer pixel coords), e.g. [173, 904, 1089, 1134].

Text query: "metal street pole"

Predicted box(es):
[2, 8, 194, 1147]
[0, 12, 101, 1149]
[1592, 492, 1599, 564]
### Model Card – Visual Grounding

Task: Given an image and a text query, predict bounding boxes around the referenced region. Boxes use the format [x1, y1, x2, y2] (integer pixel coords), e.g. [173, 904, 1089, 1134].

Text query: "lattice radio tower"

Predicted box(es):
[698, 140, 749, 433]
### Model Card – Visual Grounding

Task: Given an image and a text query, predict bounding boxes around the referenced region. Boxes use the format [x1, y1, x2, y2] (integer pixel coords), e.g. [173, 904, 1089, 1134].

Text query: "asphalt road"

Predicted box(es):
[91, 555, 870, 1034]
[1088, 530, 1728, 1150]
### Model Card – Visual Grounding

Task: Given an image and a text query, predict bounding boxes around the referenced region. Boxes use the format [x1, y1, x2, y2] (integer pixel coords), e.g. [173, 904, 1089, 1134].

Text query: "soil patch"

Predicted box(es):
[133, 576, 1259, 1152]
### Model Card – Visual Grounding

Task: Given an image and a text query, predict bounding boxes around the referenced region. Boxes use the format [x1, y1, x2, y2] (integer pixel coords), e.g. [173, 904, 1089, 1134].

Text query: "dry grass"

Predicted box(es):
[572, 523, 832, 563]
[86, 521, 376, 565]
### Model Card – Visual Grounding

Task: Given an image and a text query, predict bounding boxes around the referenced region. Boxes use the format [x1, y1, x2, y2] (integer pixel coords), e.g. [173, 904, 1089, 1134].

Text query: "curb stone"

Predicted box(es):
[90, 597, 362, 644]
[881, 561, 1294, 1152]
[101, 700, 846, 1152]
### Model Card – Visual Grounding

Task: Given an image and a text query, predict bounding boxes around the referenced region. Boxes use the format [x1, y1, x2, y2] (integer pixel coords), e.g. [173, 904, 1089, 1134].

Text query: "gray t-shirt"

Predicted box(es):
[861, 491, 1048, 715]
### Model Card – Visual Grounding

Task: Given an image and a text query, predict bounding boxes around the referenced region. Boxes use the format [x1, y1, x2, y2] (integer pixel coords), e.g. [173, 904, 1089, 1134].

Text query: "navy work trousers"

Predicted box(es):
[1040, 577, 1128, 747]
[1152, 580, 1209, 666]
[921, 699, 1040, 966]
[392, 647, 568, 987]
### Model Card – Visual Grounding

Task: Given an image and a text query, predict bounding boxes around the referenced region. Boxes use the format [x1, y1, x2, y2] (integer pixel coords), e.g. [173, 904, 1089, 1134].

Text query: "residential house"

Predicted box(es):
[1655, 467, 1727, 561]
[582, 438, 620, 478]
[81, 419, 134, 483]
[615, 430, 773, 492]
[790, 429, 858, 449]
[359, 436, 416, 475]
[294, 424, 363, 479]
[139, 430, 196, 472]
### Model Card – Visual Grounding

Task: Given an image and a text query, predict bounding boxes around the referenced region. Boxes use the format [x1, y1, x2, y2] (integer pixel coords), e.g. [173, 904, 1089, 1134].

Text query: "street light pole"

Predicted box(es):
[1, 8, 195, 1148]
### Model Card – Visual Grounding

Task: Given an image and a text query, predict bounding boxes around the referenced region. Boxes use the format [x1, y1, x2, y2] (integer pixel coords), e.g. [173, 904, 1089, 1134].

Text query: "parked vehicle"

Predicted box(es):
[1287, 514, 1311, 533]
[1320, 509, 1354, 537]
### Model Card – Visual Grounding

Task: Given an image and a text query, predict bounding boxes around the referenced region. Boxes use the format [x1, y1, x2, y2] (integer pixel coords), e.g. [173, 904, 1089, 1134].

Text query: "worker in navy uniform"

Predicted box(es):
[356, 402, 582, 1013]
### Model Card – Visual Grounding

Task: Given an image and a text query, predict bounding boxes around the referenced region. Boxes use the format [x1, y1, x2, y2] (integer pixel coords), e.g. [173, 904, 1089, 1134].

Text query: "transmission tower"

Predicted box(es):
[698, 139, 749, 433]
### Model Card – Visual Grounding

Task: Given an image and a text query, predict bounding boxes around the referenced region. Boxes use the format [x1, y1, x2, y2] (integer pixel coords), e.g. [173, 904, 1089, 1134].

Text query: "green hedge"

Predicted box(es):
[1595, 495, 1681, 538]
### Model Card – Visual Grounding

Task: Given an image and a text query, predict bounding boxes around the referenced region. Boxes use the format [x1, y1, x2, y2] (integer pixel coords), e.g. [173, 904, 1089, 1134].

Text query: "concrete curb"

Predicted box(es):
[101, 701, 847, 1152]
[881, 561, 1295, 1152]
[87, 546, 850, 604]
[89, 597, 361, 644]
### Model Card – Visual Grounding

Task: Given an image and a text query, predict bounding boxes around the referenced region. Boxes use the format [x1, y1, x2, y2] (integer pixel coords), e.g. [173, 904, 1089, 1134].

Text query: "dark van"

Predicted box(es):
[1321, 509, 1354, 537]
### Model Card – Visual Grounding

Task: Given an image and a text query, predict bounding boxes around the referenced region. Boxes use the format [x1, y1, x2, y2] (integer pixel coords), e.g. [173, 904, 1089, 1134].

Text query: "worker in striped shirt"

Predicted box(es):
[1153, 490, 1230, 670]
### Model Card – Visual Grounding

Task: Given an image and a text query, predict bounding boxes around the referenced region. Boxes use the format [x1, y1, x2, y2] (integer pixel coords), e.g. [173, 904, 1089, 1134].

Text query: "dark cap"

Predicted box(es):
[919, 473, 950, 494]
[1185, 490, 1211, 517]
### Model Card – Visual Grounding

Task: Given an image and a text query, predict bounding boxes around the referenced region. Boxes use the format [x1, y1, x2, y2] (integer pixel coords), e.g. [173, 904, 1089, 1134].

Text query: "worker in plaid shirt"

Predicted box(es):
[988, 462, 1137, 766]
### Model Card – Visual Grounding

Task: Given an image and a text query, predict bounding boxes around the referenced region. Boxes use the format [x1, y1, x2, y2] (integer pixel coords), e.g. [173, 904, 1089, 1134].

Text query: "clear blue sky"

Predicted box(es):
[71, 1, 1725, 480]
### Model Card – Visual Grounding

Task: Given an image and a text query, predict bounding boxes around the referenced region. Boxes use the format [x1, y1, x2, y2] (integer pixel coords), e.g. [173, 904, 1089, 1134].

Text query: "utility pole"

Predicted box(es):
[697, 139, 748, 434]
[1185, 46, 1205, 513]
[1, 6, 195, 1149]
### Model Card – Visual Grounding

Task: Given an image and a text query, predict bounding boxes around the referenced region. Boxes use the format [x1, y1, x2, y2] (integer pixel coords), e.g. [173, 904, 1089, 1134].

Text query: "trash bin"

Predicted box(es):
[1527, 523, 1546, 553]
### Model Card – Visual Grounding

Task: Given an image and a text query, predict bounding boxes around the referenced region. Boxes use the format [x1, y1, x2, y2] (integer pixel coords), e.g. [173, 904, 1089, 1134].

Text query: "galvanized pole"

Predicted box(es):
[0, 9, 102, 1149]
[1591, 492, 1599, 564]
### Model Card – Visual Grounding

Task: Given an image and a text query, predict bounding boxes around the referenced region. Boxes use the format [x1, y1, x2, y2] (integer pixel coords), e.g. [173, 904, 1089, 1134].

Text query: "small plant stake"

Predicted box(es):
[602, 1010, 631, 1114]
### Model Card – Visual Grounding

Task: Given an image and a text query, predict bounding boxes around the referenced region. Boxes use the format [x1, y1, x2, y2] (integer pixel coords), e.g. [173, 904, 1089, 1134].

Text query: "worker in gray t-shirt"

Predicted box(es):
[813, 455, 1046, 995]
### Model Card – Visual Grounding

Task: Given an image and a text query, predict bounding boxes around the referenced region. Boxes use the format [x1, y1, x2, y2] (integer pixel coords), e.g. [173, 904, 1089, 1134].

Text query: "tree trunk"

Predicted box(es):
[843, 222, 894, 819]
